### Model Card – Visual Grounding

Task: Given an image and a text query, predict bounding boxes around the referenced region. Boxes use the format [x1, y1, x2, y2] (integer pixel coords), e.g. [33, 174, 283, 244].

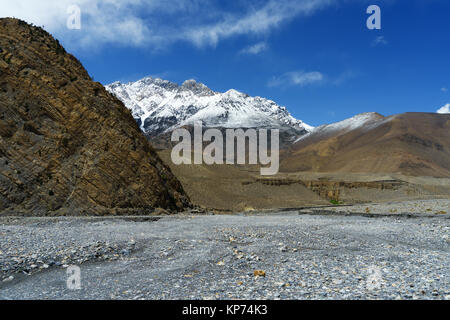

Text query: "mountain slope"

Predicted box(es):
[281, 112, 450, 177]
[106, 77, 313, 137]
[0, 18, 190, 215]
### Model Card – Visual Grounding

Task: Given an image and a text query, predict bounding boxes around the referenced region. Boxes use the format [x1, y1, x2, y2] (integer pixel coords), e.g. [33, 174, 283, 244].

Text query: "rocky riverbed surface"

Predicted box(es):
[0, 199, 449, 300]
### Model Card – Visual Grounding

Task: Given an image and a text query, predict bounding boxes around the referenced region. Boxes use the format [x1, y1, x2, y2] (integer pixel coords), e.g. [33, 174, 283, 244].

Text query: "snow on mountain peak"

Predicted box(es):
[294, 112, 385, 143]
[181, 79, 214, 96]
[106, 76, 313, 136]
[319, 112, 384, 132]
[224, 89, 248, 98]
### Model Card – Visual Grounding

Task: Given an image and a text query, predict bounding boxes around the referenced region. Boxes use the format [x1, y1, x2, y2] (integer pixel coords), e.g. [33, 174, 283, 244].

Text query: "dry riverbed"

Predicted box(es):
[0, 199, 449, 300]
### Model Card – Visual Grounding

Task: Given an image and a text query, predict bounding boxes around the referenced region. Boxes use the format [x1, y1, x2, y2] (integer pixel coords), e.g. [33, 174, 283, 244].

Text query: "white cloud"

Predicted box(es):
[0, 0, 156, 47]
[183, 0, 332, 47]
[333, 70, 358, 86]
[372, 35, 388, 46]
[269, 71, 324, 87]
[0, 0, 333, 49]
[240, 42, 268, 55]
[437, 103, 450, 114]
[441, 87, 448, 92]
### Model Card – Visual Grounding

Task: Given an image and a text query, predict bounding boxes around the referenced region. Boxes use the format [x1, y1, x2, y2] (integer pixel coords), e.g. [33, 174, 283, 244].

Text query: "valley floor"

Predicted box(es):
[0, 199, 449, 300]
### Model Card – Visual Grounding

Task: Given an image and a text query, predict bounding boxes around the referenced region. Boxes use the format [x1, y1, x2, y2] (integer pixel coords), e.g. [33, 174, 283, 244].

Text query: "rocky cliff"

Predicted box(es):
[0, 18, 191, 215]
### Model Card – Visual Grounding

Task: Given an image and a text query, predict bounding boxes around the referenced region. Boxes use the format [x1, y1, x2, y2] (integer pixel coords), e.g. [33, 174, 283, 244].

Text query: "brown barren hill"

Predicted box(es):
[281, 112, 450, 177]
[0, 18, 191, 215]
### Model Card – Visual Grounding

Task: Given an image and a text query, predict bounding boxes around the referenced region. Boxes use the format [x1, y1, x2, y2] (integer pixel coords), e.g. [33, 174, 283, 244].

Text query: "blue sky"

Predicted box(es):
[1, 0, 449, 126]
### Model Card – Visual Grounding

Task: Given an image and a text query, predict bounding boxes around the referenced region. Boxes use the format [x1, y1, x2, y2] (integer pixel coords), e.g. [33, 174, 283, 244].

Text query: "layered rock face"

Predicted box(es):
[0, 18, 191, 215]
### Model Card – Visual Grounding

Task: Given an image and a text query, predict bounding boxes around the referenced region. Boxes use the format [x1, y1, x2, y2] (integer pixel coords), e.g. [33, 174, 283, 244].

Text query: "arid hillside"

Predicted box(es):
[155, 112, 449, 212]
[0, 18, 190, 215]
[281, 113, 450, 177]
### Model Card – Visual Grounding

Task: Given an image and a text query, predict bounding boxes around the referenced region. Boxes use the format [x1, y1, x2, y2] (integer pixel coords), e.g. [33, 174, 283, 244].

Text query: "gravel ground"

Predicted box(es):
[298, 199, 449, 216]
[0, 200, 449, 300]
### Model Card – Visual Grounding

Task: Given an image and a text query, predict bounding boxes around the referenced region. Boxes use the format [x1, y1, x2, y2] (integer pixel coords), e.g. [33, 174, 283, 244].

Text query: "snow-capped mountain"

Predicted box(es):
[106, 77, 313, 137]
[294, 112, 385, 143]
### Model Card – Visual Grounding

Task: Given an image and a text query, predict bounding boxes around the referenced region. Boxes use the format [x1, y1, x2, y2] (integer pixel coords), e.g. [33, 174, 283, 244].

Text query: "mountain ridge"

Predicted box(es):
[106, 76, 313, 137]
[281, 112, 450, 177]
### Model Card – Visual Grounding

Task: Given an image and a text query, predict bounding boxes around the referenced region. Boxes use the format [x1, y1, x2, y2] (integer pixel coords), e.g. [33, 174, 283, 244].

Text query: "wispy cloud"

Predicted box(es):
[441, 87, 448, 92]
[268, 69, 359, 88]
[240, 42, 268, 55]
[0, 0, 333, 50]
[268, 71, 324, 87]
[372, 35, 388, 46]
[183, 0, 332, 47]
[437, 103, 450, 114]
[333, 70, 359, 86]
[0, 0, 157, 47]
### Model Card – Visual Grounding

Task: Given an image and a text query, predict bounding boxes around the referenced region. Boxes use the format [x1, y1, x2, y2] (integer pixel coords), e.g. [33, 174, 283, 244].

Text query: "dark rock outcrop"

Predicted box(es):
[0, 18, 191, 215]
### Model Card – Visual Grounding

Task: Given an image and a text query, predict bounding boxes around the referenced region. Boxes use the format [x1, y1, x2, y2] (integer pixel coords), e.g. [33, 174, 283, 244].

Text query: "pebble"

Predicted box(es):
[0, 202, 448, 300]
